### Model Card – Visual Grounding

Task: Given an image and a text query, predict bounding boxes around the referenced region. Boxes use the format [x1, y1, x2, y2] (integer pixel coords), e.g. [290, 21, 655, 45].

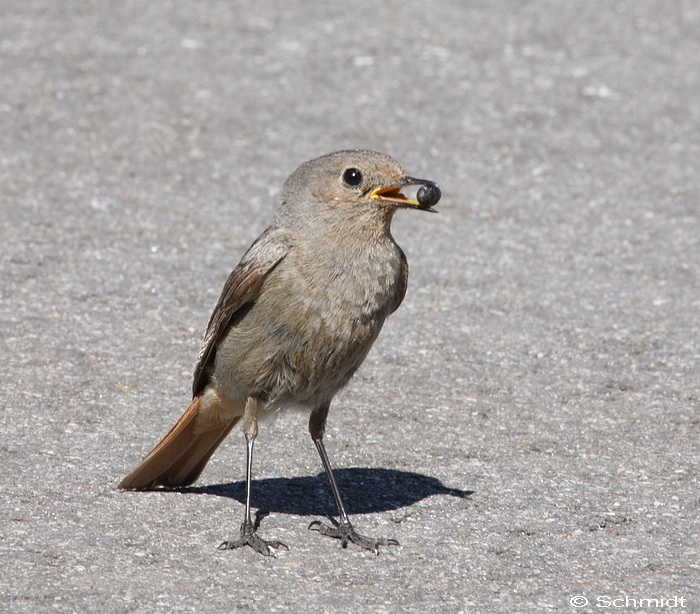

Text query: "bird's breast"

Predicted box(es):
[213, 238, 405, 407]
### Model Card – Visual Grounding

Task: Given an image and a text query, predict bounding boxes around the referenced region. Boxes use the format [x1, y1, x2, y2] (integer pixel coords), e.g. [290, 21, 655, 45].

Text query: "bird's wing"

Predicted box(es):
[192, 227, 292, 396]
[391, 248, 409, 313]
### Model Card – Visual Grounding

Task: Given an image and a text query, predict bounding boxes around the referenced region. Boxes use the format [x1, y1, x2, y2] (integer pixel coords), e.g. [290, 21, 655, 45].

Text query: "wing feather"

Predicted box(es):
[391, 248, 409, 313]
[192, 227, 291, 396]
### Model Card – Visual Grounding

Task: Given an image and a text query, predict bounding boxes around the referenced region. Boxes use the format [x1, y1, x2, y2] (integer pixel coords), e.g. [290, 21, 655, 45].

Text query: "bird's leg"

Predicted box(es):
[218, 397, 288, 556]
[307, 405, 399, 553]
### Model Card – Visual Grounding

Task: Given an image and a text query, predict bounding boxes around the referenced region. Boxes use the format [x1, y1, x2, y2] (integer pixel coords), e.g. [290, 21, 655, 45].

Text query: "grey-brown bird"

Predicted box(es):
[119, 150, 441, 555]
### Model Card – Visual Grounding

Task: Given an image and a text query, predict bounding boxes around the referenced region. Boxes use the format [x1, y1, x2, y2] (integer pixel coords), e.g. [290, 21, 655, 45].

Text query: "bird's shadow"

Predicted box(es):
[168, 468, 472, 519]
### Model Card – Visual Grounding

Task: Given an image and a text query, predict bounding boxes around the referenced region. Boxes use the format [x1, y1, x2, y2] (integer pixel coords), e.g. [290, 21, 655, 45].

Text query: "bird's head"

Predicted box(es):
[277, 150, 441, 231]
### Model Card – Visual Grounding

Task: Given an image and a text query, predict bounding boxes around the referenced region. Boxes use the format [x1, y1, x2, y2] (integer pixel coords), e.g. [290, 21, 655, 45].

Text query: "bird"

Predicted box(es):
[118, 149, 441, 555]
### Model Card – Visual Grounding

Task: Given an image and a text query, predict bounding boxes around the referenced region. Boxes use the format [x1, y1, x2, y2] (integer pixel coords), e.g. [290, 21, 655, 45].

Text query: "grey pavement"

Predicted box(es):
[1, 1, 698, 613]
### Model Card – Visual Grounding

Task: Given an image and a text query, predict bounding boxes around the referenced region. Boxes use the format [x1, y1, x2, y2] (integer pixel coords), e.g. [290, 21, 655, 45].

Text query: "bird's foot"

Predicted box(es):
[218, 520, 288, 557]
[308, 519, 398, 553]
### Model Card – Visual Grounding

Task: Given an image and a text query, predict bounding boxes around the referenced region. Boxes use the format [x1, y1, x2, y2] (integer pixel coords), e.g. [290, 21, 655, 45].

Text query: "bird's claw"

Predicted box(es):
[308, 519, 398, 553]
[218, 520, 288, 557]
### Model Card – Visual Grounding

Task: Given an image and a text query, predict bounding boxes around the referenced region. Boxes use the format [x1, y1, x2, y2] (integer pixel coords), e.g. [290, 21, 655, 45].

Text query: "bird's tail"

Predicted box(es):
[118, 386, 244, 490]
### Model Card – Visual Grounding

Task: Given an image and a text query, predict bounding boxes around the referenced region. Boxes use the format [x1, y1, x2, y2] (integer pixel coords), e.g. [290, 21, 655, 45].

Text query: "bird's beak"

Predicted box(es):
[370, 177, 441, 212]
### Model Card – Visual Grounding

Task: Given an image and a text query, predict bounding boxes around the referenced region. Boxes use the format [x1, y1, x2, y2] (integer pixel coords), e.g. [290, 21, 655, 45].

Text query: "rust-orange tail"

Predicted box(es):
[118, 391, 243, 490]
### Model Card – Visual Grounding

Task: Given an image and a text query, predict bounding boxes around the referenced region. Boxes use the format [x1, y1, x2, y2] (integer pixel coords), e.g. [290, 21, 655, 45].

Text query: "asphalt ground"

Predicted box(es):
[1, 1, 698, 613]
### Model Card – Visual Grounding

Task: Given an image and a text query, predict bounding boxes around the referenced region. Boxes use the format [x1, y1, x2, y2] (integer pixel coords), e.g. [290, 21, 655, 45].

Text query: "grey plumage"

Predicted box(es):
[119, 150, 440, 555]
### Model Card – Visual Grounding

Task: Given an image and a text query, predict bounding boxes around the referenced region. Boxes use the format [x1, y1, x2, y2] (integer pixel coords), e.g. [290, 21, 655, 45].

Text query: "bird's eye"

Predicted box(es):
[342, 168, 363, 187]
